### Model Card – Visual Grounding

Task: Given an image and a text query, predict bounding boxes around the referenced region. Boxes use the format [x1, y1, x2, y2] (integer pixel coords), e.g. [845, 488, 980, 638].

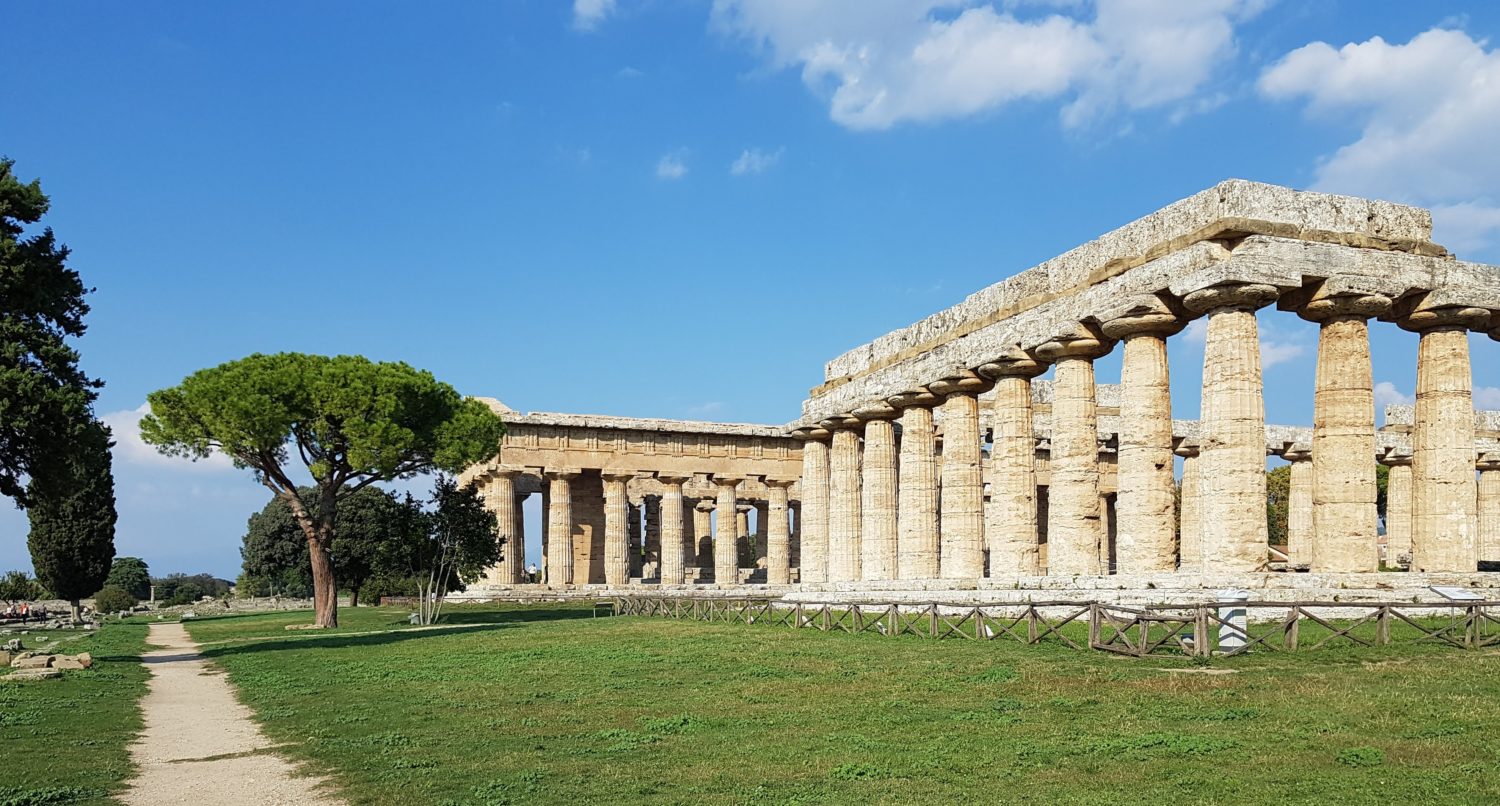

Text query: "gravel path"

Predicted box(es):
[119, 622, 345, 805]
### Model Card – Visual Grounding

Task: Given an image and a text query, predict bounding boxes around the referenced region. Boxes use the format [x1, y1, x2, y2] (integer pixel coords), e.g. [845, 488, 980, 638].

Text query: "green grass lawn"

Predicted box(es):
[0, 621, 150, 806]
[182, 604, 1500, 806]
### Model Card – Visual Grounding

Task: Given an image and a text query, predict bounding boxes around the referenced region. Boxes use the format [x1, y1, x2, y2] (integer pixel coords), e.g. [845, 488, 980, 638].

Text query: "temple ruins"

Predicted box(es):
[461, 180, 1500, 603]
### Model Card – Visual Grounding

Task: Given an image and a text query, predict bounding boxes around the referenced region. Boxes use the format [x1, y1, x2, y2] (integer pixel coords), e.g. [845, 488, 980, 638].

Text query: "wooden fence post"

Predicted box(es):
[1377, 605, 1390, 646]
[1194, 605, 1210, 658]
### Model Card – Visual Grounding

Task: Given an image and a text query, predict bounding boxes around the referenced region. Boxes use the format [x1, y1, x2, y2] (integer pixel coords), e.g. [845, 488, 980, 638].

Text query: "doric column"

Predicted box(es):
[483, 469, 521, 584]
[753, 500, 770, 567]
[540, 484, 551, 583]
[766, 480, 795, 584]
[1380, 450, 1413, 569]
[657, 475, 690, 584]
[1174, 440, 1201, 572]
[1478, 454, 1500, 564]
[789, 500, 802, 572]
[512, 492, 528, 582]
[1282, 445, 1314, 569]
[1401, 305, 1486, 572]
[1184, 283, 1279, 573]
[1035, 328, 1113, 576]
[792, 429, 831, 584]
[824, 417, 864, 583]
[693, 498, 715, 570]
[544, 470, 579, 586]
[977, 351, 1047, 576]
[888, 388, 941, 580]
[627, 501, 642, 578]
[735, 504, 753, 566]
[713, 477, 742, 585]
[854, 403, 900, 581]
[1102, 303, 1182, 575]
[601, 473, 634, 587]
[1300, 293, 1391, 572]
[929, 371, 992, 579]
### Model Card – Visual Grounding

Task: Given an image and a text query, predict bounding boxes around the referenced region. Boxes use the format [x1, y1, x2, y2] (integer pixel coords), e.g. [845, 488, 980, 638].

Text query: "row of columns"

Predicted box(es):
[799, 283, 1495, 580]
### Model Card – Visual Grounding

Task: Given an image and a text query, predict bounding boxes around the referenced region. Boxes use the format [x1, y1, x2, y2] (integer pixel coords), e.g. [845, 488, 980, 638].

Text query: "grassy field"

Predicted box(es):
[0, 621, 150, 806]
[178, 604, 1500, 806]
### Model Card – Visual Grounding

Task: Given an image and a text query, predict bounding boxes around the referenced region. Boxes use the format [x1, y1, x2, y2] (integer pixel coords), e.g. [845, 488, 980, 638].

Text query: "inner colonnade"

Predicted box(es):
[463, 181, 1500, 595]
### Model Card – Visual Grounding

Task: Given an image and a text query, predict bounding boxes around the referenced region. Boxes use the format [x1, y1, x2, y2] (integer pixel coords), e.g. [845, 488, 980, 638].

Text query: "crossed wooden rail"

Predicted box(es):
[610, 596, 1500, 657]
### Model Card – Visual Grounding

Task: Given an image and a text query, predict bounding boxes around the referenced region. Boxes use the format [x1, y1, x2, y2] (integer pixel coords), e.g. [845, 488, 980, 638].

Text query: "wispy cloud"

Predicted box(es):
[686, 401, 725, 417]
[102, 404, 235, 472]
[656, 150, 689, 180]
[1476, 386, 1500, 410]
[572, 0, 616, 32]
[1258, 339, 1304, 370]
[730, 146, 784, 176]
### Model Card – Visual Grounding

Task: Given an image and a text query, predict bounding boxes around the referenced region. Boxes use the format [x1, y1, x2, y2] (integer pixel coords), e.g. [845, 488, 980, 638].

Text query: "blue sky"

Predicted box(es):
[4, 1, 1500, 579]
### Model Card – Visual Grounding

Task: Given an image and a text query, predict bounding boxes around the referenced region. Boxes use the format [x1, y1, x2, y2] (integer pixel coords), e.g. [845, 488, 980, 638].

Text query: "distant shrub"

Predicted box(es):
[1336, 747, 1384, 767]
[91, 585, 137, 614]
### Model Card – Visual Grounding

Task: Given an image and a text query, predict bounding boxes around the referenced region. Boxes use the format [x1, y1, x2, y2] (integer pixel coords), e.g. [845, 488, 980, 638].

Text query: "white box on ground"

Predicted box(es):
[1217, 590, 1250, 652]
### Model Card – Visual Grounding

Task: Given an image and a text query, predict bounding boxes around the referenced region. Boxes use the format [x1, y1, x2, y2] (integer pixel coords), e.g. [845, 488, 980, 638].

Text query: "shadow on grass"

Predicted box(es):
[199, 609, 599, 658]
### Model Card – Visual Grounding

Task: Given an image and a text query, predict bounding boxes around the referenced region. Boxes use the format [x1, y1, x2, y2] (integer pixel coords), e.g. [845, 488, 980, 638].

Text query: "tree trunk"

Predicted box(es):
[348, 587, 360, 607]
[308, 536, 338, 628]
[70, 598, 81, 624]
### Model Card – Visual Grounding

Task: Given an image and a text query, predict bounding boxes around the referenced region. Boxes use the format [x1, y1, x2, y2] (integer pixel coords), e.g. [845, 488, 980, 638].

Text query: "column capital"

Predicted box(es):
[694, 498, 717, 512]
[852, 401, 901, 421]
[1099, 294, 1187, 340]
[655, 473, 692, 486]
[1478, 453, 1500, 472]
[790, 426, 832, 441]
[1172, 438, 1200, 458]
[711, 475, 744, 490]
[1297, 293, 1393, 323]
[1282, 443, 1312, 463]
[600, 471, 637, 484]
[887, 387, 942, 408]
[928, 369, 992, 397]
[543, 468, 581, 480]
[1034, 323, 1113, 362]
[1378, 448, 1413, 467]
[736, 503, 754, 513]
[1397, 303, 1491, 333]
[819, 416, 863, 431]
[976, 346, 1047, 380]
[764, 477, 798, 489]
[1182, 282, 1279, 314]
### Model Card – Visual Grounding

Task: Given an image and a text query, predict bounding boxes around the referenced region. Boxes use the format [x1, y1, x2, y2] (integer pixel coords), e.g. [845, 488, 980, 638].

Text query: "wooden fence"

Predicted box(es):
[611, 596, 1500, 657]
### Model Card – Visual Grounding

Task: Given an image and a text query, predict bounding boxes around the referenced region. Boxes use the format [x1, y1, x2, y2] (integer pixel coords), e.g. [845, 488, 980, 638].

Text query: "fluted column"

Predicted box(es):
[1478, 454, 1500, 564]
[657, 475, 689, 585]
[977, 351, 1047, 576]
[539, 484, 551, 583]
[929, 371, 991, 579]
[766, 480, 794, 584]
[1103, 304, 1182, 575]
[1380, 450, 1413, 569]
[888, 389, 941, 580]
[789, 501, 801, 572]
[693, 498, 715, 571]
[1402, 306, 1486, 572]
[601, 473, 633, 586]
[1036, 329, 1113, 576]
[1300, 293, 1390, 572]
[1185, 284, 1279, 573]
[793, 430, 831, 583]
[855, 403, 900, 581]
[1174, 440, 1201, 572]
[753, 500, 770, 567]
[483, 469, 521, 584]
[824, 417, 864, 582]
[1281, 445, 1314, 569]
[512, 492, 528, 581]
[544, 470, 579, 586]
[713, 477, 741, 585]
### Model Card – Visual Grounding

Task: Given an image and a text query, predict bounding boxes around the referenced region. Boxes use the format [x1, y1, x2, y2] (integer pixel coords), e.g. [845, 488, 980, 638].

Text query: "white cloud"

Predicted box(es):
[573, 0, 617, 31]
[1476, 386, 1500, 410]
[1373, 381, 1414, 409]
[1182, 317, 1207, 344]
[686, 401, 726, 417]
[656, 150, 689, 180]
[1258, 339, 1304, 369]
[711, 0, 1262, 130]
[1258, 28, 1500, 254]
[101, 404, 235, 473]
[730, 146, 785, 175]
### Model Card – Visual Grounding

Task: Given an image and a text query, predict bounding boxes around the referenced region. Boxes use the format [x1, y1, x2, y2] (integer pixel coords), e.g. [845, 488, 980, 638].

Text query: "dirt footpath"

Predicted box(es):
[119, 622, 345, 806]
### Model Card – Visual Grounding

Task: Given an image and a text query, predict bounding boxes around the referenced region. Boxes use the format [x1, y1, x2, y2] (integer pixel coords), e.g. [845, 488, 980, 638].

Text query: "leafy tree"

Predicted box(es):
[0, 570, 43, 605]
[242, 485, 407, 605]
[152, 572, 231, 605]
[1266, 465, 1291, 549]
[140, 352, 505, 627]
[377, 476, 501, 625]
[104, 556, 151, 600]
[93, 585, 137, 613]
[27, 420, 117, 621]
[0, 158, 103, 508]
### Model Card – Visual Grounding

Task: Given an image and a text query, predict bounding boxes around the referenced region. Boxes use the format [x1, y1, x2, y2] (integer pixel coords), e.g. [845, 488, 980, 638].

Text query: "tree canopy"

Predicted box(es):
[241, 485, 408, 605]
[380, 476, 501, 625]
[27, 418, 117, 620]
[104, 557, 151, 600]
[0, 570, 43, 605]
[141, 353, 505, 626]
[0, 158, 103, 508]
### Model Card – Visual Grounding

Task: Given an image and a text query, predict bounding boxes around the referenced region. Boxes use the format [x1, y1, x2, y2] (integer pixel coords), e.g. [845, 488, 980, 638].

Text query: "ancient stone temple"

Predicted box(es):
[462, 180, 1500, 601]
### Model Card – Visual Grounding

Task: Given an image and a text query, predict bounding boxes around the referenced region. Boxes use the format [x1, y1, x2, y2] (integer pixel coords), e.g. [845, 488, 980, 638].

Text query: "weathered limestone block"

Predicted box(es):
[1403, 307, 1485, 572]
[890, 390, 940, 580]
[1102, 301, 1182, 575]
[1283, 445, 1314, 568]
[931, 372, 991, 578]
[978, 352, 1046, 576]
[658, 476, 690, 585]
[713, 478, 741, 585]
[602, 473, 633, 586]
[855, 404, 900, 581]
[1035, 331, 1111, 576]
[794, 432, 831, 583]
[1381, 451, 1413, 567]
[766, 480, 794, 584]
[825, 420, 863, 583]
[1302, 294, 1389, 572]
[545, 470, 578, 585]
[1186, 284, 1277, 573]
[1478, 454, 1500, 563]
